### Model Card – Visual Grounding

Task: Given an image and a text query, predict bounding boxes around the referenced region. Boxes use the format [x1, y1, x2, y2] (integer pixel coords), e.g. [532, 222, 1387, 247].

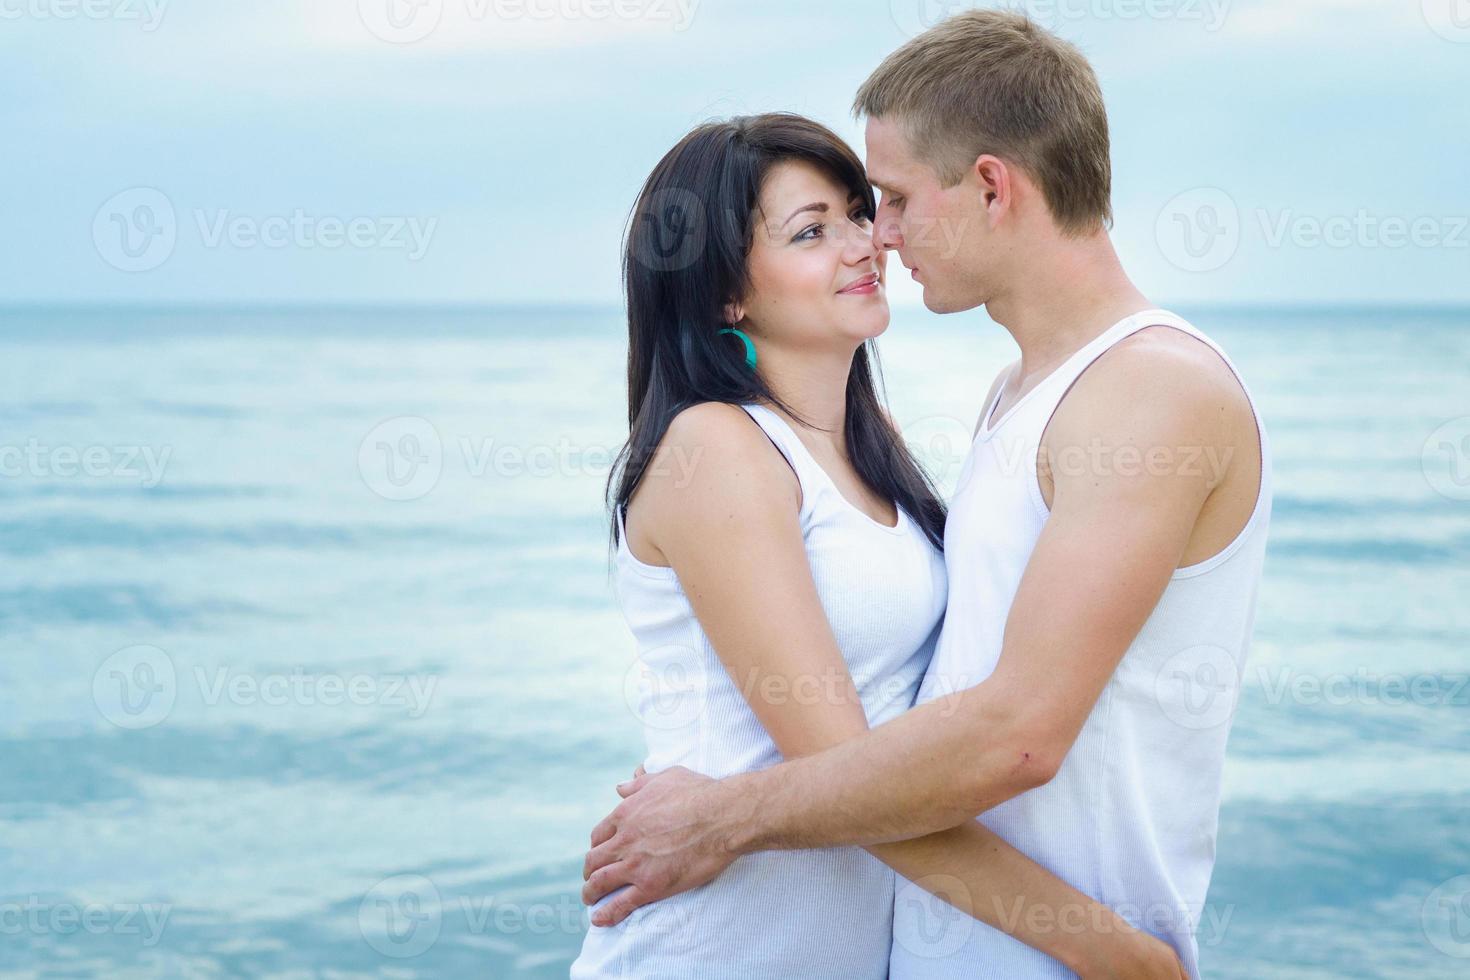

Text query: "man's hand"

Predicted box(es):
[581, 766, 749, 926]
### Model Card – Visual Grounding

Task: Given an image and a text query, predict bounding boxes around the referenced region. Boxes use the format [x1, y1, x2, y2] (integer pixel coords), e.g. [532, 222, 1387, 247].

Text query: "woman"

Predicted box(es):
[573, 113, 1182, 978]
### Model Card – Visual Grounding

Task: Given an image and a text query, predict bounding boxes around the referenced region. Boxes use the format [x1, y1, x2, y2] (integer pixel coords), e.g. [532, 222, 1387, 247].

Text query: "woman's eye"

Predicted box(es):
[851, 211, 873, 226]
[794, 224, 824, 242]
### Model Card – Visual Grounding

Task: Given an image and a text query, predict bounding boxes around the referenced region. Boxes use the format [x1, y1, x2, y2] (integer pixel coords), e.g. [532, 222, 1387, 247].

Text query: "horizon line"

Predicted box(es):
[2, 300, 1469, 315]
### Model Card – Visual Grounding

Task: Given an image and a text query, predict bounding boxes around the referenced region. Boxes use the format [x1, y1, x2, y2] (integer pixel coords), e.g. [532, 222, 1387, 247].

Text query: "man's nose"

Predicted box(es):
[873, 205, 902, 251]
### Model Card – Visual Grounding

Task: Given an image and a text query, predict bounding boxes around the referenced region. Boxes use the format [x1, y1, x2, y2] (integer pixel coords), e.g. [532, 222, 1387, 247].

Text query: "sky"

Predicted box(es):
[1, 0, 1467, 308]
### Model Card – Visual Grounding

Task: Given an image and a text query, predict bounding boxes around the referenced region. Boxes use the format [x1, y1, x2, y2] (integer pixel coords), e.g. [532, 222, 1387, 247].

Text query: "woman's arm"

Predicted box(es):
[604, 403, 1182, 978]
[868, 828, 1180, 978]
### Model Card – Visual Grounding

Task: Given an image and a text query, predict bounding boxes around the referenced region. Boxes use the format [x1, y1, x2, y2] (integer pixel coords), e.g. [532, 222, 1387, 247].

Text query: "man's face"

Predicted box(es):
[864, 115, 992, 314]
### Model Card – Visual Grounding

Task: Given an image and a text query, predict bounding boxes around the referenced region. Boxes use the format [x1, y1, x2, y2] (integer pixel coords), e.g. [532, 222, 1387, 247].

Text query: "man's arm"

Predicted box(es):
[585, 336, 1247, 919]
[583, 400, 1185, 976]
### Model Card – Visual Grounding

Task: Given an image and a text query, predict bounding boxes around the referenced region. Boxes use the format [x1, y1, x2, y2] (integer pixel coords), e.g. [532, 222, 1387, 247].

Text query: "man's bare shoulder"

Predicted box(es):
[1049, 325, 1251, 446]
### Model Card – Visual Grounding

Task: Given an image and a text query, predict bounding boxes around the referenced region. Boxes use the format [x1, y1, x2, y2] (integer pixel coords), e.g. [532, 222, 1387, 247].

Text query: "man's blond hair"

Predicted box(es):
[854, 9, 1112, 235]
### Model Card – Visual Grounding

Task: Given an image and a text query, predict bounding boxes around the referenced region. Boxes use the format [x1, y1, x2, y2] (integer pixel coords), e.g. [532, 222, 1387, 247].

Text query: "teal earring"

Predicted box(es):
[718, 328, 758, 370]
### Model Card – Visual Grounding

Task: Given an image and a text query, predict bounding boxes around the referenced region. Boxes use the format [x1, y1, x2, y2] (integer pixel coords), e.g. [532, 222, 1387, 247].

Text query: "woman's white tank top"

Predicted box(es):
[574, 401, 947, 980]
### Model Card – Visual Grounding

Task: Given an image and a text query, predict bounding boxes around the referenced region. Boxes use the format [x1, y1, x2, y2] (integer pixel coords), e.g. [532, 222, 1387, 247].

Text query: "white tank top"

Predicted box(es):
[574, 401, 948, 980]
[891, 310, 1271, 980]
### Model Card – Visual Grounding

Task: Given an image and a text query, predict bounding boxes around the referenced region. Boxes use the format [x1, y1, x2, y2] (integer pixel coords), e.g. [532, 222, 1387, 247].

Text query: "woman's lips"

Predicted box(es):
[837, 273, 881, 295]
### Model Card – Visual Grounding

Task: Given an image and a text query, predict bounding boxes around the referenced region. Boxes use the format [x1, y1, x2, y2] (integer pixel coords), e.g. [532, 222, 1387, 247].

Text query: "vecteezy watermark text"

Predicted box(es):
[0, 439, 170, 487]
[890, 0, 1231, 39]
[92, 645, 439, 729]
[93, 187, 437, 273]
[0, 0, 167, 29]
[0, 897, 171, 947]
[358, 874, 590, 958]
[1157, 187, 1470, 273]
[357, 416, 703, 502]
[357, 0, 700, 44]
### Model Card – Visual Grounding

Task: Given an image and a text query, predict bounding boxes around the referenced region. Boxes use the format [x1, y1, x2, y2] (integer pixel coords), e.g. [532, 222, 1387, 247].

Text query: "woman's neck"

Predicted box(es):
[754, 343, 855, 438]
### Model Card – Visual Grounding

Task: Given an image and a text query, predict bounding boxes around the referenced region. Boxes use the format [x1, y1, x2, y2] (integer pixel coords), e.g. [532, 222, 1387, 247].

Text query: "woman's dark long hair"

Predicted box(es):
[607, 112, 947, 551]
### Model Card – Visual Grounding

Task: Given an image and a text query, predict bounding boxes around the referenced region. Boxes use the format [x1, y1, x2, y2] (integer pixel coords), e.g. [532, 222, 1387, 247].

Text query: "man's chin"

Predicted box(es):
[917, 279, 987, 314]
[921, 289, 982, 316]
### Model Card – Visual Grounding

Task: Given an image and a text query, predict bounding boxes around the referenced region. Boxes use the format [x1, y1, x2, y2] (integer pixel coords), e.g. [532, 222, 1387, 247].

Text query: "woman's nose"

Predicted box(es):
[841, 218, 879, 263]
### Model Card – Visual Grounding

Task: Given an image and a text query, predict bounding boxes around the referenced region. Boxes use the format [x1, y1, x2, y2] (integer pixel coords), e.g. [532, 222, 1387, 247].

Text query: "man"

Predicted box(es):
[583, 10, 1269, 977]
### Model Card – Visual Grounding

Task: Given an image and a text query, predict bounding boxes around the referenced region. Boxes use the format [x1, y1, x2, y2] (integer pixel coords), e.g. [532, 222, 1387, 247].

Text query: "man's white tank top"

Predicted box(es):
[574, 402, 948, 980]
[890, 310, 1271, 980]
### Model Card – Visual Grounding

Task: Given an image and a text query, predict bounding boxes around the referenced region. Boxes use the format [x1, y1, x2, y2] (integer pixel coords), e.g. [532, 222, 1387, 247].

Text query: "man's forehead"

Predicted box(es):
[862, 116, 911, 182]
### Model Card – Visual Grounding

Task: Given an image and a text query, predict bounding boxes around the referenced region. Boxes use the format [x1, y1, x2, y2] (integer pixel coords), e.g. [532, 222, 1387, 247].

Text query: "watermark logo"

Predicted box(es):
[1423, 875, 1470, 958]
[360, 874, 443, 958]
[630, 187, 707, 273]
[893, 875, 976, 959]
[93, 644, 178, 730]
[1423, 417, 1470, 502]
[93, 187, 176, 273]
[1423, 0, 1470, 43]
[889, 0, 970, 37]
[902, 414, 972, 487]
[358, 0, 444, 43]
[1156, 187, 1240, 273]
[1155, 644, 1239, 730]
[623, 645, 707, 731]
[359, 416, 444, 501]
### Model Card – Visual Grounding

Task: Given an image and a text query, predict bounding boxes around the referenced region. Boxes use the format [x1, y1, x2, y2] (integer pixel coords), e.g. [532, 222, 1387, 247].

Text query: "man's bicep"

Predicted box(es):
[985, 458, 1210, 761]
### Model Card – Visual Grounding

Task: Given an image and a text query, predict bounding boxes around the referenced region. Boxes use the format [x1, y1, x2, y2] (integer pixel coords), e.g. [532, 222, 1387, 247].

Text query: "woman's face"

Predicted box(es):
[734, 160, 889, 354]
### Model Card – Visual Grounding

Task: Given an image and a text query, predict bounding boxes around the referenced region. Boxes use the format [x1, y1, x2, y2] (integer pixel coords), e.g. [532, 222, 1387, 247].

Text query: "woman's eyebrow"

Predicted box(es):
[782, 201, 829, 227]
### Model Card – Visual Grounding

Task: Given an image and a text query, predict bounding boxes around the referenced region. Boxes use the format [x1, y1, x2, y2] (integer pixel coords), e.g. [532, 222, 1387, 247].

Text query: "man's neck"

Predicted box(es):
[985, 232, 1154, 383]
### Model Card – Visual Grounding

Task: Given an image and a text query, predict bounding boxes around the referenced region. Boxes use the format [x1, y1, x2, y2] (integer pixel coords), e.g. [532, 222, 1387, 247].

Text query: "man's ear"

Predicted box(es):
[973, 154, 1011, 214]
[722, 302, 744, 326]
